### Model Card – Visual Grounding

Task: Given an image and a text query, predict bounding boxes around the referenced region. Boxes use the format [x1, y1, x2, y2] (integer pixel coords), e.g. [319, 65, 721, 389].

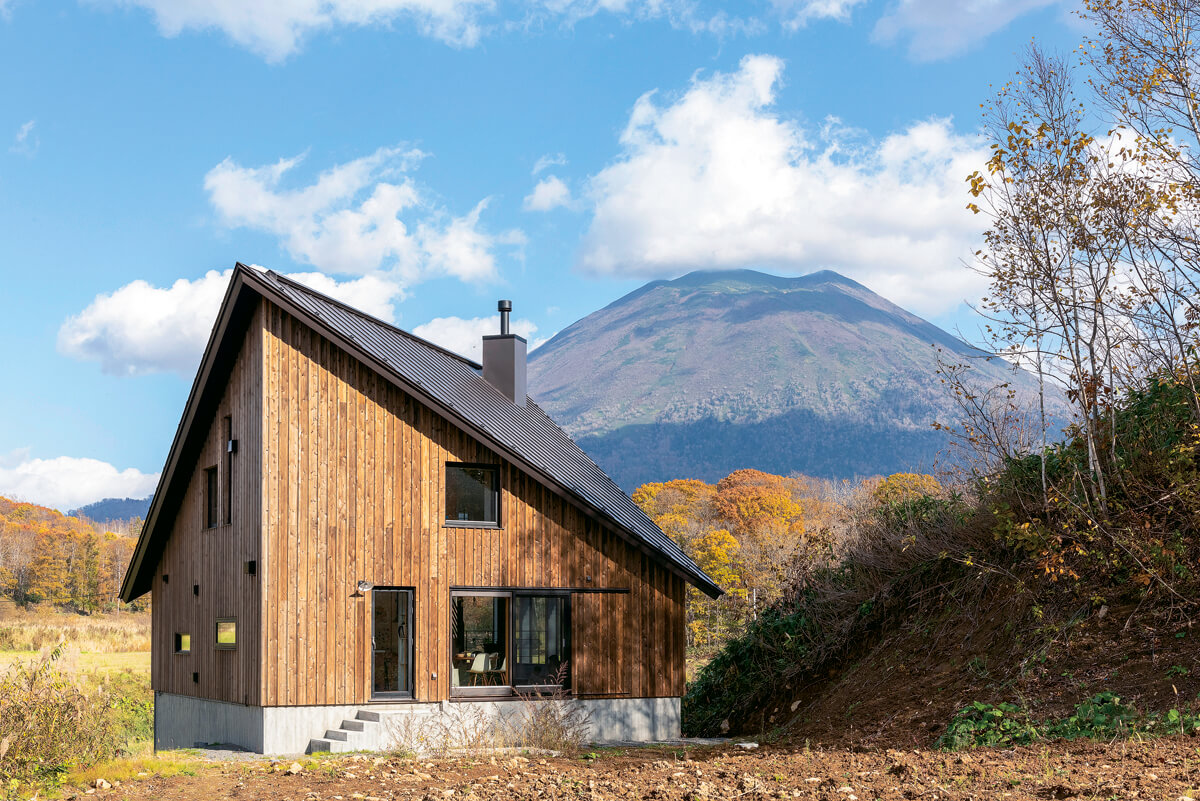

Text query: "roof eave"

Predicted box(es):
[119, 266, 254, 602]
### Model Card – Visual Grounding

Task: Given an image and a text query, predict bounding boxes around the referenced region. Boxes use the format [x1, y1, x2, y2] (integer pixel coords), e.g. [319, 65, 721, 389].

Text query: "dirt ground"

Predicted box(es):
[78, 738, 1200, 801]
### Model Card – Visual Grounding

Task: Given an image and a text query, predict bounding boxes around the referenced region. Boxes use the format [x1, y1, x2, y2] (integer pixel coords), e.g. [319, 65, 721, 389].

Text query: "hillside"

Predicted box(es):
[529, 269, 1044, 490]
[68, 496, 150, 525]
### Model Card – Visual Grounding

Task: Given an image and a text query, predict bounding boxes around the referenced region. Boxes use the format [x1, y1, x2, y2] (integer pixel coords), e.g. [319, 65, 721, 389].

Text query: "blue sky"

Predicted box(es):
[0, 0, 1078, 511]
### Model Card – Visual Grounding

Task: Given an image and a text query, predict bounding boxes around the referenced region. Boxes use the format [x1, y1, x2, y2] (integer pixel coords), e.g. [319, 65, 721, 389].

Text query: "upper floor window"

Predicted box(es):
[445, 464, 499, 526]
[204, 467, 218, 529]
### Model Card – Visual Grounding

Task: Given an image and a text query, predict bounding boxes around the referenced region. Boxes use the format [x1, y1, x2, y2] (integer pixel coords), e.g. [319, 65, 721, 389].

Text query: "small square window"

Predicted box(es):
[445, 464, 499, 526]
[215, 618, 237, 650]
[174, 632, 191, 653]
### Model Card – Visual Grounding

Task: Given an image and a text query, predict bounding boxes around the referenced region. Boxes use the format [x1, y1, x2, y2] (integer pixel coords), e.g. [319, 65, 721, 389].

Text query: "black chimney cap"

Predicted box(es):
[498, 300, 512, 312]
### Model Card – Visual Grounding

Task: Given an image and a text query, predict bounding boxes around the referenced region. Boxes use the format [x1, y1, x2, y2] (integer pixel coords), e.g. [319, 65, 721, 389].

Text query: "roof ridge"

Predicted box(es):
[249, 265, 484, 370]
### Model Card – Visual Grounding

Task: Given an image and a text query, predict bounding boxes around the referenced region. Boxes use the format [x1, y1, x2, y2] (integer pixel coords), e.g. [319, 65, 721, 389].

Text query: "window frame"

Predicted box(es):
[174, 632, 191, 654]
[449, 588, 571, 698]
[204, 466, 219, 529]
[450, 590, 511, 697]
[443, 463, 502, 529]
[214, 617, 237, 650]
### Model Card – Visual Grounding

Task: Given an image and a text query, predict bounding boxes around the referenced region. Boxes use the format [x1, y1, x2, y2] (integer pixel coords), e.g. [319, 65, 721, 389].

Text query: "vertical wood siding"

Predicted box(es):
[151, 304, 264, 704]
[259, 301, 686, 706]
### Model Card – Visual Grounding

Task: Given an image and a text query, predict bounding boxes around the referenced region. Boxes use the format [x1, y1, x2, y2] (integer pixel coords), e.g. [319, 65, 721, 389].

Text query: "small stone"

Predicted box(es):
[736, 742, 759, 750]
[286, 762, 304, 775]
[94, 779, 111, 790]
[790, 701, 800, 712]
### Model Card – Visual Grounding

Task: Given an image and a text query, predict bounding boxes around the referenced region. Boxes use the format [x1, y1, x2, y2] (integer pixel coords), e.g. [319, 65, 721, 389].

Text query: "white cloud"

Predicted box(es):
[58, 268, 404, 376]
[872, 0, 1063, 61]
[532, 153, 567, 174]
[770, 0, 867, 28]
[523, 175, 572, 211]
[10, 119, 37, 157]
[578, 54, 989, 316]
[412, 314, 544, 362]
[112, 0, 493, 61]
[205, 147, 522, 284]
[0, 451, 160, 513]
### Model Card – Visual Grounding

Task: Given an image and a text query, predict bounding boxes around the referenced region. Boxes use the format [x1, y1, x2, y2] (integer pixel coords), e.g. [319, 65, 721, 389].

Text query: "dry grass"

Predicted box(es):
[0, 649, 151, 675]
[0, 606, 150, 654]
[65, 751, 203, 789]
[387, 672, 592, 758]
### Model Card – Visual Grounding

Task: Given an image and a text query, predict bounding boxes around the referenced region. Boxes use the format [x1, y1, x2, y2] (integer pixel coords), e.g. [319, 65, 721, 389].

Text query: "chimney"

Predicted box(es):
[482, 299, 527, 407]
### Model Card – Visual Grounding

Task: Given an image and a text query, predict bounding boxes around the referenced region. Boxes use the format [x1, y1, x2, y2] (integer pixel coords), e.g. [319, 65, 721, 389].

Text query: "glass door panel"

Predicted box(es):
[450, 593, 509, 694]
[372, 588, 413, 698]
[513, 594, 568, 688]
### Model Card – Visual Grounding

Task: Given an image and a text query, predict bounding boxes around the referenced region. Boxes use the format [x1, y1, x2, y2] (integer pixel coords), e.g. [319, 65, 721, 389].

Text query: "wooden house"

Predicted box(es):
[120, 264, 721, 755]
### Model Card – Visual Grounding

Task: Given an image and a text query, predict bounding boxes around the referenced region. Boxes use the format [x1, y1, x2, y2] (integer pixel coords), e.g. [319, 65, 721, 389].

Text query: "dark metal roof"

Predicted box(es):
[252, 268, 722, 598]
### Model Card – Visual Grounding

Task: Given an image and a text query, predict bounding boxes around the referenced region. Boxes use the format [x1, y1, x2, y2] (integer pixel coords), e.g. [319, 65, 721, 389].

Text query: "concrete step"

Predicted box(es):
[325, 729, 353, 741]
[356, 710, 382, 723]
[307, 738, 356, 754]
[341, 719, 366, 732]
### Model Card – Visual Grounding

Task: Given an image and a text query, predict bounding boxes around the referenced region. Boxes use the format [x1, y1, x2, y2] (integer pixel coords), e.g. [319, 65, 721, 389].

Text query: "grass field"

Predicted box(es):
[0, 648, 150, 673]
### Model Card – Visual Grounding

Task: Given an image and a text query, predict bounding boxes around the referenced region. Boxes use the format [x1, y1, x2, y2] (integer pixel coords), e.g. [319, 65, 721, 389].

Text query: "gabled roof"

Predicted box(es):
[121, 264, 722, 602]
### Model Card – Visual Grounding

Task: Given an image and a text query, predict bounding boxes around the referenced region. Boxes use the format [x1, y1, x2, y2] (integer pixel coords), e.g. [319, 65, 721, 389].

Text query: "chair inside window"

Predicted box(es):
[468, 652, 491, 685]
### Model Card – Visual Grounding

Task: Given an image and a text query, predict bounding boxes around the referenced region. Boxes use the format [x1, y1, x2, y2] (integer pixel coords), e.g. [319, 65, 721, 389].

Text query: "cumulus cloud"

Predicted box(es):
[523, 175, 572, 211]
[58, 268, 404, 376]
[578, 54, 989, 316]
[412, 314, 544, 362]
[0, 451, 160, 513]
[10, 119, 37, 157]
[113, 0, 494, 61]
[205, 147, 522, 284]
[873, 0, 1064, 61]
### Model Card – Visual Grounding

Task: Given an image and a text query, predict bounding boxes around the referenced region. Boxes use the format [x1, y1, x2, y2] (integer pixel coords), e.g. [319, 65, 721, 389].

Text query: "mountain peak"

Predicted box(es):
[662, 268, 864, 293]
[528, 270, 1039, 490]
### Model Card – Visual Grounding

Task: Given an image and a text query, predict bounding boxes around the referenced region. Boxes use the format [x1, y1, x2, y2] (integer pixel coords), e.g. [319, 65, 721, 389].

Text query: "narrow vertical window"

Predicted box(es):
[204, 467, 218, 529]
[223, 416, 233, 525]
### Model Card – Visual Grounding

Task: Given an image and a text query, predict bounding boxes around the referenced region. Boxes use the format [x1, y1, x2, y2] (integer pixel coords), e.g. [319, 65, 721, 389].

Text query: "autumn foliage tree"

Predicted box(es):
[636, 470, 847, 652]
[0, 497, 137, 612]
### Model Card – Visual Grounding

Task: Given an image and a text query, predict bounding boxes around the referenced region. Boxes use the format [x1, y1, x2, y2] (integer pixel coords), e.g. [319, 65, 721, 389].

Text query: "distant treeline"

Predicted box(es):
[0, 497, 141, 612]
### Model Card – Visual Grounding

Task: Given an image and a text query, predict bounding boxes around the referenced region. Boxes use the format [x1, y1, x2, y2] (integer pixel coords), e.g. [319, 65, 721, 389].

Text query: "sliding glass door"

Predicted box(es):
[513, 594, 569, 688]
[449, 589, 570, 696]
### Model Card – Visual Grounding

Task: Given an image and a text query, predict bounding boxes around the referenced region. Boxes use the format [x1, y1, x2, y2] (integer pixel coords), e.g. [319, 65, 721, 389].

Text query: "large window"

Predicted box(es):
[514, 595, 568, 687]
[450, 590, 569, 696]
[451, 593, 509, 694]
[445, 464, 499, 526]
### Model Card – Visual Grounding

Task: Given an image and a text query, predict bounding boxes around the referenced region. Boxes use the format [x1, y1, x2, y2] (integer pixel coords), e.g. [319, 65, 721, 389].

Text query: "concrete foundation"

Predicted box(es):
[154, 693, 682, 756]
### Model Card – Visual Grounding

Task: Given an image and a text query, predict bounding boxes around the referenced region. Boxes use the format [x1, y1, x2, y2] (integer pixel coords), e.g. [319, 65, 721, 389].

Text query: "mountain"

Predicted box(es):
[69, 496, 151, 524]
[528, 269, 1044, 491]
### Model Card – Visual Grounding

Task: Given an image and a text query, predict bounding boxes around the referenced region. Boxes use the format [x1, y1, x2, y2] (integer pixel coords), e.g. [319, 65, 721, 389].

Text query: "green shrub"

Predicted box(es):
[940, 692, 1200, 750]
[938, 701, 1041, 750]
[0, 647, 140, 795]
